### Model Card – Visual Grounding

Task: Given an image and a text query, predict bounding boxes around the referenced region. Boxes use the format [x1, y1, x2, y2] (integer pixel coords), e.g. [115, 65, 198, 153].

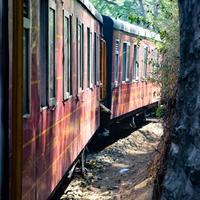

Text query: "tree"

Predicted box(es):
[161, 0, 200, 199]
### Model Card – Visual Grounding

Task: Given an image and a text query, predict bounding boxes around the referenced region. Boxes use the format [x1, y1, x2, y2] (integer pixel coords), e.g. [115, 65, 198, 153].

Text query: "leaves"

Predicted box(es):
[91, 0, 179, 103]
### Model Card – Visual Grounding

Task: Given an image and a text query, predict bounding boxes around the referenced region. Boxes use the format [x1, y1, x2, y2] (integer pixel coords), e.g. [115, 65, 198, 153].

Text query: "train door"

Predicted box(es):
[100, 39, 107, 101]
[0, 0, 9, 199]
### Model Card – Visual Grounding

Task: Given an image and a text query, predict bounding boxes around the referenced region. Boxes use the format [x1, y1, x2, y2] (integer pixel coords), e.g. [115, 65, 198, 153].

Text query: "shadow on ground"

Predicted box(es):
[88, 118, 158, 152]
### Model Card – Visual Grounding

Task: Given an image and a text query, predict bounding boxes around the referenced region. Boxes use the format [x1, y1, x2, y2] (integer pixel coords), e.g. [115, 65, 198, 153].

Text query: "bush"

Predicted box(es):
[155, 105, 166, 118]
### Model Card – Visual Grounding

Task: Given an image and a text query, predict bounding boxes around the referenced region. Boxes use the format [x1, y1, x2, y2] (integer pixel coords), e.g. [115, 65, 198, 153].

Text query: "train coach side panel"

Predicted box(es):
[110, 30, 160, 119]
[22, 0, 101, 199]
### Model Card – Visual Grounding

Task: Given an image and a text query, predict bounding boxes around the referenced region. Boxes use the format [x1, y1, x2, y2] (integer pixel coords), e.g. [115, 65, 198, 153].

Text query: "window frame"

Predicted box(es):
[122, 42, 130, 82]
[150, 48, 155, 78]
[77, 19, 84, 92]
[87, 27, 93, 88]
[48, 0, 57, 107]
[40, 0, 48, 109]
[142, 45, 148, 80]
[114, 39, 120, 84]
[23, 0, 31, 118]
[63, 10, 72, 100]
[96, 34, 100, 86]
[133, 44, 140, 81]
[94, 32, 97, 85]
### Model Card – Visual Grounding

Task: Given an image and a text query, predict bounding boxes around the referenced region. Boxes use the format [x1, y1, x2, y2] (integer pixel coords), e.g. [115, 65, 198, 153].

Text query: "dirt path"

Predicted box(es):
[61, 118, 163, 200]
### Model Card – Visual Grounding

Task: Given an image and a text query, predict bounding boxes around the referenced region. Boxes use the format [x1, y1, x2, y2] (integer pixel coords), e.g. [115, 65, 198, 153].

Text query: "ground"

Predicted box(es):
[61, 118, 163, 200]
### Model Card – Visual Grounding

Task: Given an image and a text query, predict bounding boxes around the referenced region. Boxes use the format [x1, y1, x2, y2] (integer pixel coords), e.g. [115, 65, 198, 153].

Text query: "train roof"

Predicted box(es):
[78, 0, 103, 23]
[105, 16, 161, 41]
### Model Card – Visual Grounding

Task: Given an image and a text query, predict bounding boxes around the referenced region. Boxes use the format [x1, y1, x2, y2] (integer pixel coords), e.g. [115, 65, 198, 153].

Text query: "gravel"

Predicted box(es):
[61, 118, 163, 200]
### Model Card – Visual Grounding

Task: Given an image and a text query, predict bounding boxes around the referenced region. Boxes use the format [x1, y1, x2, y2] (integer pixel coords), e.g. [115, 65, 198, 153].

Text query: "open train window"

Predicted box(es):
[114, 40, 120, 83]
[94, 32, 100, 85]
[63, 11, 72, 100]
[77, 20, 84, 91]
[142, 46, 148, 80]
[23, 0, 31, 116]
[133, 44, 139, 81]
[48, 1, 56, 107]
[122, 42, 130, 82]
[40, 0, 48, 108]
[87, 28, 93, 88]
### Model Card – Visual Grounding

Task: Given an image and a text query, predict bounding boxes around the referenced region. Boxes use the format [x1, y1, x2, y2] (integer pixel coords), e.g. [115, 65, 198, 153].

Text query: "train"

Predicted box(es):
[0, 0, 160, 199]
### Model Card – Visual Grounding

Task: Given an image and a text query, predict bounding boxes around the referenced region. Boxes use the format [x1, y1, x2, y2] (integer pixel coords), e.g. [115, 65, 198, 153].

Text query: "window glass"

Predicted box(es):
[23, 0, 30, 115]
[96, 35, 100, 84]
[126, 44, 130, 81]
[122, 43, 127, 81]
[150, 48, 154, 78]
[133, 45, 139, 80]
[40, 0, 48, 107]
[94, 33, 97, 84]
[142, 46, 148, 79]
[49, 7, 56, 102]
[87, 28, 92, 87]
[77, 21, 84, 91]
[114, 40, 120, 82]
[63, 13, 72, 99]
[122, 43, 130, 82]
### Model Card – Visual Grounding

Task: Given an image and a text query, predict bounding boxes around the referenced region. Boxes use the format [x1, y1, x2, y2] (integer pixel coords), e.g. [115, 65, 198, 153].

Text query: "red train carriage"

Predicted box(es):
[102, 16, 160, 122]
[6, 0, 103, 199]
[1, 0, 161, 199]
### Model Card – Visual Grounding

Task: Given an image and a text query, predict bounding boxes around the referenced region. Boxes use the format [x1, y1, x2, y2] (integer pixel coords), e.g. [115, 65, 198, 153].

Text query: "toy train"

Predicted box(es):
[0, 0, 160, 199]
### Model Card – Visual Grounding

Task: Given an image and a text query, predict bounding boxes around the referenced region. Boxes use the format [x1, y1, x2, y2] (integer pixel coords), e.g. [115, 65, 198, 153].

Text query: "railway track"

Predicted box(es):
[60, 118, 163, 200]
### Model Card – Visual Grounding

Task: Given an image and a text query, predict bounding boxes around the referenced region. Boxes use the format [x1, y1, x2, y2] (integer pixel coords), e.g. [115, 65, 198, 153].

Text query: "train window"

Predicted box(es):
[63, 11, 72, 100]
[133, 45, 139, 81]
[40, 0, 48, 107]
[122, 42, 130, 82]
[87, 28, 93, 88]
[114, 40, 120, 82]
[94, 33, 100, 85]
[48, 1, 56, 106]
[77, 20, 84, 91]
[23, 0, 31, 116]
[150, 48, 154, 78]
[97, 35, 100, 85]
[142, 46, 148, 79]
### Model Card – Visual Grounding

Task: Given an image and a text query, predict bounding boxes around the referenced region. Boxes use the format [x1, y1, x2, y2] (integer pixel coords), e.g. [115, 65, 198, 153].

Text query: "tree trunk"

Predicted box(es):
[162, 0, 200, 199]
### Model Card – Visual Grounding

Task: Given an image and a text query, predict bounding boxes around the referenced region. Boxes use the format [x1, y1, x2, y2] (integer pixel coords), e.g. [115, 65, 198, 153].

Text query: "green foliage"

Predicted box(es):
[155, 105, 166, 118]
